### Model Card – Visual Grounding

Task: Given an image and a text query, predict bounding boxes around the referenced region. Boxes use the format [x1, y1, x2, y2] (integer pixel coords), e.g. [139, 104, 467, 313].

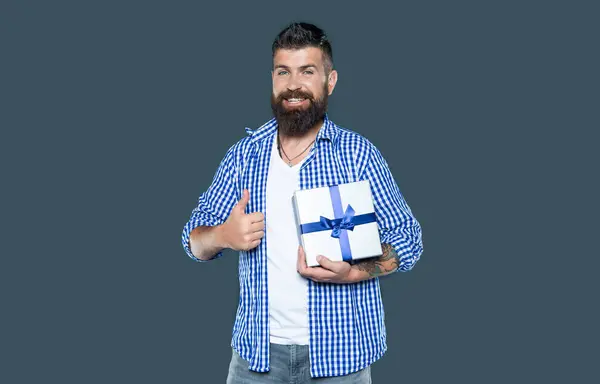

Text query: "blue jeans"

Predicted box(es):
[226, 343, 372, 383]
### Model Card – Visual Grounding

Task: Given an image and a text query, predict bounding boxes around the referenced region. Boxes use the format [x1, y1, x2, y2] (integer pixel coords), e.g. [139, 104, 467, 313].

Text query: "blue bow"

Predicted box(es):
[319, 204, 356, 238]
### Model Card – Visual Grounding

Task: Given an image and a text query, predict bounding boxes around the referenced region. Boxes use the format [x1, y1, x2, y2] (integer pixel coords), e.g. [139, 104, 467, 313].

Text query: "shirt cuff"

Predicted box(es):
[380, 231, 423, 272]
[181, 212, 225, 262]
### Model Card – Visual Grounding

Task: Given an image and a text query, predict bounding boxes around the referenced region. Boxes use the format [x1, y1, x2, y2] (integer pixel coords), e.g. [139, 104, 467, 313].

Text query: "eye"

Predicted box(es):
[277, 70, 289, 75]
[303, 70, 314, 75]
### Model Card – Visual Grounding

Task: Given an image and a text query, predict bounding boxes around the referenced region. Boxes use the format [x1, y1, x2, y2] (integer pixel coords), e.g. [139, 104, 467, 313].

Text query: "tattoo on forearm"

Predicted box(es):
[353, 243, 399, 277]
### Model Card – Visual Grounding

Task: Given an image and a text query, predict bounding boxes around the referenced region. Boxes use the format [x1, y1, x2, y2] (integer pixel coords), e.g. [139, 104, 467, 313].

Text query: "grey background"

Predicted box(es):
[1, 0, 598, 383]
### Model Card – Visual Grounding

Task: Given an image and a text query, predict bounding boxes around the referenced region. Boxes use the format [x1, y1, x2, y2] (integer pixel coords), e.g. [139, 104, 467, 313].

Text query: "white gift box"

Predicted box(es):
[292, 180, 383, 267]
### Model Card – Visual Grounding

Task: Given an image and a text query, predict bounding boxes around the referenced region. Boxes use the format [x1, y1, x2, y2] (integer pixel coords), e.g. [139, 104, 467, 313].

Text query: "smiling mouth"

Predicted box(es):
[285, 98, 307, 105]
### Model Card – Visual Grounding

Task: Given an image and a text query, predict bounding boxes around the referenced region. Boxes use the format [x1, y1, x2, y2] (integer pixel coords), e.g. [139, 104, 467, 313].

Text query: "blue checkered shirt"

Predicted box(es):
[181, 114, 423, 378]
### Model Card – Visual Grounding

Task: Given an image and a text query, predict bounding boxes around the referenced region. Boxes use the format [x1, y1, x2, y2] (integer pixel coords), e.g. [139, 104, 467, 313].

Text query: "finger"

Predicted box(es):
[248, 239, 261, 249]
[315, 255, 340, 272]
[248, 230, 265, 241]
[248, 211, 264, 223]
[297, 245, 308, 275]
[250, 221, 265, 232]
[236, 189, 250, 212]
[302, 266, 337, 281]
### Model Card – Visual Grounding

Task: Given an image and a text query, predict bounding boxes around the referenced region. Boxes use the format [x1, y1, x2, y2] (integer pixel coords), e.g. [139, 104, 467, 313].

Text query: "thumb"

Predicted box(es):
[316, 255, 337, 271]
[236, 189, 250, 212]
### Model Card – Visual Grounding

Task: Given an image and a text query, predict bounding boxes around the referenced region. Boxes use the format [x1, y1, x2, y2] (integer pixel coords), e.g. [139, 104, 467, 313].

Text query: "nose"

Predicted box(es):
[285, 73, 302, 92]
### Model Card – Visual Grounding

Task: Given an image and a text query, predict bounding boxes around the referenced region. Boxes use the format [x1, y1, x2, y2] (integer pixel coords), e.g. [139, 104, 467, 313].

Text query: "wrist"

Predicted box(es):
[213, 223, 229, 250]
[348, 266, 365, 283]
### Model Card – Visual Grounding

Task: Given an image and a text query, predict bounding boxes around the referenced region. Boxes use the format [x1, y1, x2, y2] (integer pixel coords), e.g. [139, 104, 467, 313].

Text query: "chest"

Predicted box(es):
[239, 136, 358, 215]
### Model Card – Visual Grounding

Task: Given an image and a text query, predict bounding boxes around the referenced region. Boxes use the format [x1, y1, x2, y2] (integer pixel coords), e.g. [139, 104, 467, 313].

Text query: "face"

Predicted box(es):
[271, 47, 338, 137]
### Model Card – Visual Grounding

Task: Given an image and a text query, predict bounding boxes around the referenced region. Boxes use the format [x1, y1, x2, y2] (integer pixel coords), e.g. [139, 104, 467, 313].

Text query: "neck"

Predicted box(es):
[276, 119, 322, 167]
[277, 118, 323, 146]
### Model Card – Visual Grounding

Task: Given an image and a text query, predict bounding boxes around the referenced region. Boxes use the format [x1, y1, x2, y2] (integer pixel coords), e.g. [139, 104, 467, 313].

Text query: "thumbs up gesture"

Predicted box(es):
[220, 189, 265, 251]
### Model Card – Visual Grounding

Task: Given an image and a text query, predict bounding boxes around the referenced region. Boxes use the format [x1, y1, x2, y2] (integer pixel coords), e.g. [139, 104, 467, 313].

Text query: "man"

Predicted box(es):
[181, 22, 423, 383]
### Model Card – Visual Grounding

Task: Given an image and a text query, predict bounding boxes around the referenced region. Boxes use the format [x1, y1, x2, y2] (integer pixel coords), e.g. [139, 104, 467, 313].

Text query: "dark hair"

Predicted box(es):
[272, 22, 333, 74]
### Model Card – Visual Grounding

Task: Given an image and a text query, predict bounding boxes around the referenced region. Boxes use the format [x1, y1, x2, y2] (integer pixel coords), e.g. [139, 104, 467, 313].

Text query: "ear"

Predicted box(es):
[327, 69, 338, 95]
[271, 69, 277, 90]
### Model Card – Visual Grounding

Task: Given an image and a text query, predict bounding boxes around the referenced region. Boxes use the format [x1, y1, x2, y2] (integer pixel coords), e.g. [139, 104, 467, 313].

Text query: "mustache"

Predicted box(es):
[276, 89, 314, 102]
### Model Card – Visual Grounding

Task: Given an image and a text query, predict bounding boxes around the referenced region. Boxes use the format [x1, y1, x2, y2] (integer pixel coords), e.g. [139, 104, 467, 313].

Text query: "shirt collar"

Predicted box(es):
[245, 113, 338, 145]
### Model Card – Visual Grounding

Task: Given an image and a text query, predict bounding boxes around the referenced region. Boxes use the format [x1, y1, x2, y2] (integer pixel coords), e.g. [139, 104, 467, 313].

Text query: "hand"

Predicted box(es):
[296, 245, 354, 283]
[220, 189, 265, 251]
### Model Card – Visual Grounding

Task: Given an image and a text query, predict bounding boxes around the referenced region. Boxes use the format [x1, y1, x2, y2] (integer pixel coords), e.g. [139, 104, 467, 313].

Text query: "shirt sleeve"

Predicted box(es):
[181, 144, 239, 262]
[360, 142, 423, 272]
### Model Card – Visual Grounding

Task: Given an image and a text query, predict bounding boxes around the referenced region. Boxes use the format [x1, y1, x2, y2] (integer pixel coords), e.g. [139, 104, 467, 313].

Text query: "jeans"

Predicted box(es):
[226, 343, 372, 383]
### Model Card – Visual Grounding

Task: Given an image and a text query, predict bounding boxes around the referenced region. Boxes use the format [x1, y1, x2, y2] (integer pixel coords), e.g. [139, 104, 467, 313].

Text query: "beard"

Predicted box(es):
[270, 83, 329, 137]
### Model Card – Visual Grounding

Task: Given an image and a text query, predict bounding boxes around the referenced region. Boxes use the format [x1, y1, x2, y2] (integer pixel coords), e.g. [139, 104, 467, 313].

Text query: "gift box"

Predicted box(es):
[292, 180, 383, 267]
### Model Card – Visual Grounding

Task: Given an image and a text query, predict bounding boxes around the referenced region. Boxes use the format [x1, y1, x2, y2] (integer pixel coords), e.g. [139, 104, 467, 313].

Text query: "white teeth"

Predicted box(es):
[288, 98, 304, 102]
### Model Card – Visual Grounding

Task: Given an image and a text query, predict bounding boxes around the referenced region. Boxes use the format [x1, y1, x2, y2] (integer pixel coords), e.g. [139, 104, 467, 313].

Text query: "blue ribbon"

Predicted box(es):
[299, 185, 377, 262]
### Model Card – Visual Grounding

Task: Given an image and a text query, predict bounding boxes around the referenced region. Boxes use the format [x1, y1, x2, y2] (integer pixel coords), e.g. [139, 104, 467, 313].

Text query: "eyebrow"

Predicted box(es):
[274, 64, 318, 71]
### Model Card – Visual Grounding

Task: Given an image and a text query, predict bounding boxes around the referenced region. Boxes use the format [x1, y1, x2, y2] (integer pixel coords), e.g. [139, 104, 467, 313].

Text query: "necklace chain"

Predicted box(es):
[277, 131, 315, 167]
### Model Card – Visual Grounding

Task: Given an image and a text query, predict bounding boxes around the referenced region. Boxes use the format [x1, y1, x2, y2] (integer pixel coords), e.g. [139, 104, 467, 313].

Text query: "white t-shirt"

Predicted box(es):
[266, 134, 309, 345]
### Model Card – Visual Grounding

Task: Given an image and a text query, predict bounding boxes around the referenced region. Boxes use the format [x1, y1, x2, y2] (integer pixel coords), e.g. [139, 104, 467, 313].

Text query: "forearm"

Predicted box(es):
[349, 243, 400, 282]
[189, 225, 228, 261]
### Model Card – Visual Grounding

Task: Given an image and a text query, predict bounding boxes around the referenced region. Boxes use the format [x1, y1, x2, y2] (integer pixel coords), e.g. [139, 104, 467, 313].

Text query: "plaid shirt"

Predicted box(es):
[181, 114, 423, 378]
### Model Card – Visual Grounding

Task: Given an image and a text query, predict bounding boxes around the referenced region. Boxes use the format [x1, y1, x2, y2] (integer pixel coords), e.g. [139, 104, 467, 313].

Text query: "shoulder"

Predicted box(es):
[216, 117, 278, 170]
[217, 134, 255, 168]
[329, 120, 397, 182]
[330, 122, 381, 165]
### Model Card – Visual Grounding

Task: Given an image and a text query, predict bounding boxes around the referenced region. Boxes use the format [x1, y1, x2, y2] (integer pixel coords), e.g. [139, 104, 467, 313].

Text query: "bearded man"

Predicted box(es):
[181, 22, 423, 383]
